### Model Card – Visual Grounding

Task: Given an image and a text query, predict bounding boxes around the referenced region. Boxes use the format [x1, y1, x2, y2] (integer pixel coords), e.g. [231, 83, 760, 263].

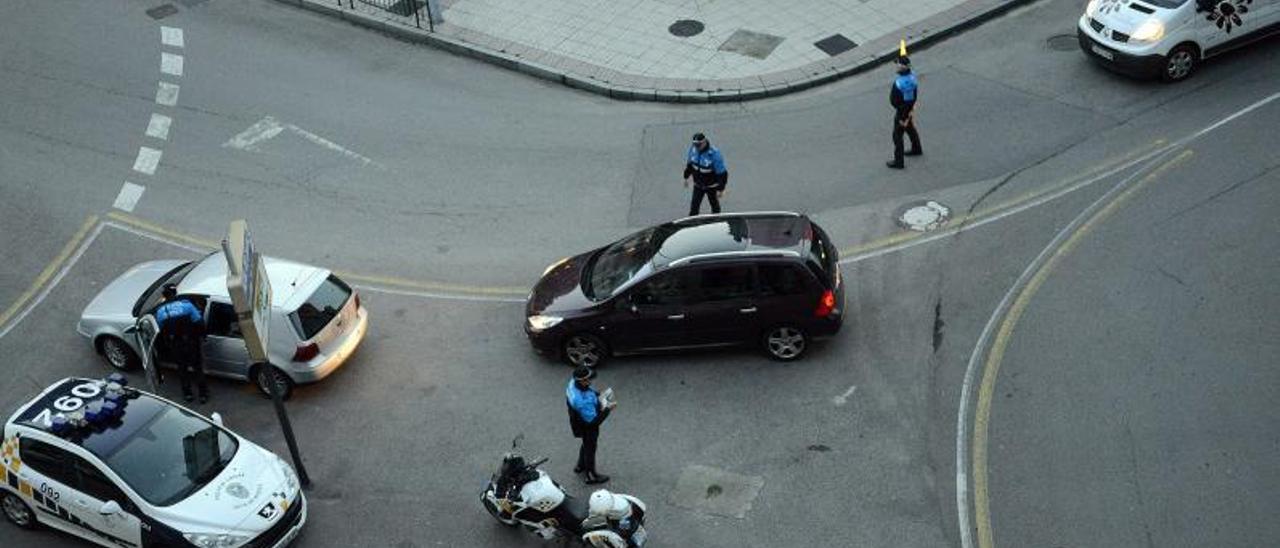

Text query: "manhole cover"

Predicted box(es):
[1046, 34, 1078, 52]
[669, 19, 705, 38]
[896, 200, 952, 232]
[145, 3, 179, 19]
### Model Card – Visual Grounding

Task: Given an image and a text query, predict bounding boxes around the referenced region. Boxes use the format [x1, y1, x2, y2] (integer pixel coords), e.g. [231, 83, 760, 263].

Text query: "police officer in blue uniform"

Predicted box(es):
[155, 284, 209, 403]
[567, 366, 615, 484]
[682, 132, 729, 215]
[887, 56, 923, 169]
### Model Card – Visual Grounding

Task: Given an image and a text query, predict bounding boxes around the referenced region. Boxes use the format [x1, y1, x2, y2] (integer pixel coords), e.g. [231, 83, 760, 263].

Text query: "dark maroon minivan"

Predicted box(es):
[524, 212, 844, 367]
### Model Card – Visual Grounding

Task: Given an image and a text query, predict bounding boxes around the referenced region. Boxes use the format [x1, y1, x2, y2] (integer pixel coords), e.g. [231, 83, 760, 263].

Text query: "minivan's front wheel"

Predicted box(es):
[763, 326, 807, 361]
[1162, 44, 1197, 82]
[253, 365, 294, 400]
[563, 333, 608, 368]
[2, 492, 37, 529]
[98, 336, 140, 371]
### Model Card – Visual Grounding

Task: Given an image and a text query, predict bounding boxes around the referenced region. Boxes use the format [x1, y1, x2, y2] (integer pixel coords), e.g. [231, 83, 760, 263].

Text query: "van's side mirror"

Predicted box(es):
[99, 500, 121, 515]
[210, 412, 224, 426]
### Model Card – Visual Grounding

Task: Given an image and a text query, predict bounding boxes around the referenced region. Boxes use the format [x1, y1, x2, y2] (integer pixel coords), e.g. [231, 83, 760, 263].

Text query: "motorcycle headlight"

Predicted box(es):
[1085, 0, 1099, 17]
[1130, 19, 1165, 42]
[183, 532, 251, 548]
[527, 315, 564, 331]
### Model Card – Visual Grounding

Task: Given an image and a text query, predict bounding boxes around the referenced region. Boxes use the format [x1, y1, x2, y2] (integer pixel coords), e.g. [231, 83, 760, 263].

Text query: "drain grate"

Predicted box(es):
[146, 4, 179, 19]
[669, 19, 705, 38]
[814, 34, 858, 56]
[1046, 34, 1078, 52]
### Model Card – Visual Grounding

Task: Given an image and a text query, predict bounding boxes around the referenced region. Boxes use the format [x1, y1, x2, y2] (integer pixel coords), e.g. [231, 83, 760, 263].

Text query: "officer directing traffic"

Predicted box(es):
[155, 284, 209, 403]
[682, 132, 729, 216]
[566, 366, 616, 485]
[886, 54, 923, 169]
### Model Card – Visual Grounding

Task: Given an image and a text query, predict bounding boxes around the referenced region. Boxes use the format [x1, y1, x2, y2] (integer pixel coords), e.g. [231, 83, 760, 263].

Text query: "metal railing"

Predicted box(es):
[337, 0, 436, 32]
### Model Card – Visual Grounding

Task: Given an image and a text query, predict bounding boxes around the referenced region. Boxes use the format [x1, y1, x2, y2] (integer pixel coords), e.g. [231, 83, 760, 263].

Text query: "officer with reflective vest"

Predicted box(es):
[682, 132, 729, 215]
[155, 284, 209, 403]
[567, 366, 615, 484]
[887, 56, 923, 169]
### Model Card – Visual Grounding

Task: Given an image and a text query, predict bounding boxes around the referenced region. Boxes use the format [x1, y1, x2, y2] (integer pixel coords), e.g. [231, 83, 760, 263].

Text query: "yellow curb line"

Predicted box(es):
[971, 149, 1193, 548]
[105, 211, 528, 297]
[0, 215, 99, 330]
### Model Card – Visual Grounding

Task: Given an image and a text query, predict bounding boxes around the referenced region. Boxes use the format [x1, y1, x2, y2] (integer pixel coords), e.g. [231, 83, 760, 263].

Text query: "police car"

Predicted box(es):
[1, 374, 305, 547]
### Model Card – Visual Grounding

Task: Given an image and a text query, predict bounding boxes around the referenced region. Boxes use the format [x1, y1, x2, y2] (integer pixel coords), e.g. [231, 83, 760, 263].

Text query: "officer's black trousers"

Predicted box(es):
[892, 118, 922, 165]
[174, 347, 209, 398]
[577, 428, 600, 473]
[689, 185, 721, 216]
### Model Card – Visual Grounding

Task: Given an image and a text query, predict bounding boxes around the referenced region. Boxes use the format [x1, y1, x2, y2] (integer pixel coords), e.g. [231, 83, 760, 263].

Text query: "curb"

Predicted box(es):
[276, 0, 1041, 102]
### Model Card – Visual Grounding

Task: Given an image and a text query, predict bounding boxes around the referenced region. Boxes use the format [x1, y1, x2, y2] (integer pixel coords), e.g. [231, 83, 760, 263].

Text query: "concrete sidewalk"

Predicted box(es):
[285, 0, 1034, 100]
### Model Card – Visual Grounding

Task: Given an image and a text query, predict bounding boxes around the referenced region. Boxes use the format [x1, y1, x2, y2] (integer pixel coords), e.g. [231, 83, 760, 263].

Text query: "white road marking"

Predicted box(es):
[953, 89, 1280, 548]
[223, 116, 285, 151]
[831, 385, 857, 406]
[160, 26, 184, 48]
[0, 223, 104, 340]
[103, 221, 210, 254]
[223, 115, 379, 167]
[112, 182, 146, 212]
[132, 147, 162, 175]
[145, 113, 172, 140]
[155, 81, 179, 106]
[161, 52, 184, 77]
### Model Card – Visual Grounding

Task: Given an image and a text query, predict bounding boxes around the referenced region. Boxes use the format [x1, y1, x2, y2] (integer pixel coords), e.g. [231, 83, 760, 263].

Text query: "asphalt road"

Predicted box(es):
[1, 0, 1277, 547]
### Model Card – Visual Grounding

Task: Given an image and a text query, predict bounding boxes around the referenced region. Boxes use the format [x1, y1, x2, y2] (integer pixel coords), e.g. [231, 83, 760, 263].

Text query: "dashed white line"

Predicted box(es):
[160, 26, 184, 48]
[132, 147, 163, 175]
[112, 182, 146, 212]
[161, 52, 184, 77]
[145, 113, 172, 140]
[155, 81, 179, 106]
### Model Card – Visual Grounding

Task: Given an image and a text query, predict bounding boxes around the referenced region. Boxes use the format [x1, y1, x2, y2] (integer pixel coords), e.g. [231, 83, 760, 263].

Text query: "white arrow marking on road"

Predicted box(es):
[223, 116, 378, 167]
[161, 52, 184, 77]
[132, 147, 162, 175]
[113, 182, 146, 212]
[832, 385, 857, 406]
[155, 81, 179, 106]
[161, 26, 184, 48]
[146, 113, 172, 140]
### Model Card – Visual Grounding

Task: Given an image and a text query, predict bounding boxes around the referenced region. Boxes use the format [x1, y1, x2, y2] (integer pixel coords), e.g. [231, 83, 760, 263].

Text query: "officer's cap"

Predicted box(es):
[692, 132, 707, 143]
[573, 366, 596, 381]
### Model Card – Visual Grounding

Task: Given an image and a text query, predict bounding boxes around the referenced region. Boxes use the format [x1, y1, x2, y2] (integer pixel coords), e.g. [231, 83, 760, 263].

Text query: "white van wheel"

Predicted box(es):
[1163, 45, 1197, 82]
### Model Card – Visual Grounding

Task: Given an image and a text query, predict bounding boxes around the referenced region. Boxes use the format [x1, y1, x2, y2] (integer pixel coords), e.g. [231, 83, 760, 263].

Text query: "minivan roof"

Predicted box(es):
[651, 213, 810, 269]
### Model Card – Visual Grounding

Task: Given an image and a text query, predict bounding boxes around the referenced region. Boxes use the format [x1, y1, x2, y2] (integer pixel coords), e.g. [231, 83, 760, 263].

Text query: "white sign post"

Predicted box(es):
[221, 220, 310, 487]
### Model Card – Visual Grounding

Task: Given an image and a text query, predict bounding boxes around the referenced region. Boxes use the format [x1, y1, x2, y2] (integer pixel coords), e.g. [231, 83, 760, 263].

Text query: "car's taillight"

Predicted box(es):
[292, 342, 319, 362]
[815, 289, 836, 318]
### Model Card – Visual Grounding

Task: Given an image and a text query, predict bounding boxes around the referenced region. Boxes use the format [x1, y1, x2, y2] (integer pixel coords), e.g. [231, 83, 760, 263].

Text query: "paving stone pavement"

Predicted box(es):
[283, 0, 1036, 100]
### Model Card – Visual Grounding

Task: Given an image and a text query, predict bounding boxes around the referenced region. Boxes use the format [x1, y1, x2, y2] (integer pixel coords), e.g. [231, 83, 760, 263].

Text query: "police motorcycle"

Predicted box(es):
[480, 436, 648, 547]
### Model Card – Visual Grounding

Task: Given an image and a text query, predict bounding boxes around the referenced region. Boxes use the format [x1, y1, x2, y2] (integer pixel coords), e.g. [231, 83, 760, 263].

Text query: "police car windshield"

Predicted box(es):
[586, 227, 663, 300]
[1143, 0, 1187, 8]
[87, 396, 238, 506]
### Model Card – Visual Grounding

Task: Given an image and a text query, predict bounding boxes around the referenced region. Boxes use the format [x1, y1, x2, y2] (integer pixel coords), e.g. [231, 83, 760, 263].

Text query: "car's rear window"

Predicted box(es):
[807, 222, 837, 286]
[290, 274, 352, 340]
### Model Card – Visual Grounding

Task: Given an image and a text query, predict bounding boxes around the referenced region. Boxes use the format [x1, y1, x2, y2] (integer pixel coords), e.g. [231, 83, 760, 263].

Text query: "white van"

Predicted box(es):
[1078, 0, 1280, 81]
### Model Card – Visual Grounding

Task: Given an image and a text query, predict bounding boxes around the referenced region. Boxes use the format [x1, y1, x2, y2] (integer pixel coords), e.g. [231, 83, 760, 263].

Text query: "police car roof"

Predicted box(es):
[652, 213, 810, 269]
[13, 378, 169, 456]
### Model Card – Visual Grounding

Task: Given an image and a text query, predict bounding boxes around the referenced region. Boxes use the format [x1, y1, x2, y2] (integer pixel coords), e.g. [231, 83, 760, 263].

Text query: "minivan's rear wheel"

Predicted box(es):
[1162, 44, 1197, 82]
[763, 326, 808, 361]
[2, 492, 37, 529]
[254, 365, 294, 400]
[98, 336, 140, 371]
[563, 333, 608, 368]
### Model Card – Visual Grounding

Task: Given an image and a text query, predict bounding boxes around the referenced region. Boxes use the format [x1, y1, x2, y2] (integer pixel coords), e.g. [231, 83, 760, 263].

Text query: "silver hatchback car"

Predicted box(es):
[76, 251, 369, 399]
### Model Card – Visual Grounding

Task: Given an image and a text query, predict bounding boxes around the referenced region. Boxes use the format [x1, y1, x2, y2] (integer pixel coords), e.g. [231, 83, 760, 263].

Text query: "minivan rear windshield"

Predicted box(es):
[290, 274, 352, 340]
[808, 223, 837, 285]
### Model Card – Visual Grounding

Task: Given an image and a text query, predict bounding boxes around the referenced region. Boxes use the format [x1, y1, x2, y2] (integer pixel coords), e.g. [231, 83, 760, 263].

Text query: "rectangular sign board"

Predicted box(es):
[223, 220, 271, 362]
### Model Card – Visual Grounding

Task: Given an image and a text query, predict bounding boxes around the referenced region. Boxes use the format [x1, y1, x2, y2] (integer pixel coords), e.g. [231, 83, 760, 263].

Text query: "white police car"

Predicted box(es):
[1079, 0, 1280, 81]
[1, 374, 305, 547]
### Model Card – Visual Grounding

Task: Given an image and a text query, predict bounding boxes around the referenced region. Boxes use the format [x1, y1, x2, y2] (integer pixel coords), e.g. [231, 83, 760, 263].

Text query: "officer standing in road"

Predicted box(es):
[566, 366, 616, 485]
[886, 54, 923, 169]
[156, 284, 209, 403]
[682, 132, 729, 215]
